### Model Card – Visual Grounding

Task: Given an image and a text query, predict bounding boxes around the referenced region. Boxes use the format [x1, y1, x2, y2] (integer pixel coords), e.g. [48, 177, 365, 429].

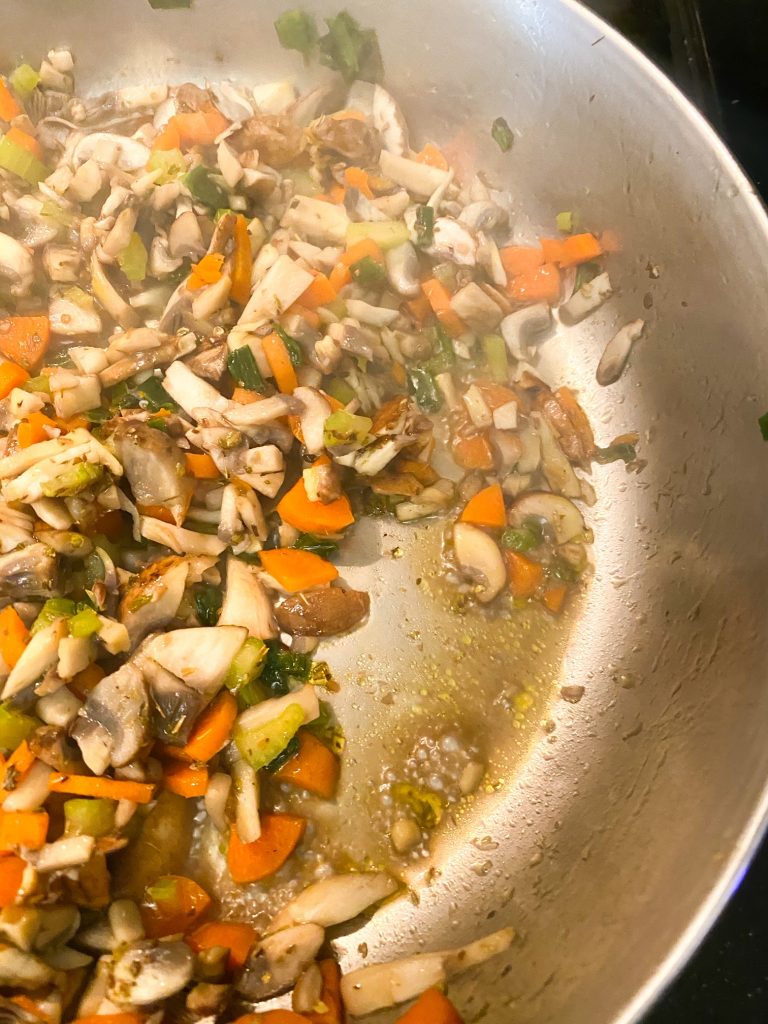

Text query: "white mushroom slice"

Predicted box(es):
[163, 361, 234, 418]
[211, 81, 253, 122]
[244, 445, 284, 473]
[217, 139, 243, 189]
[140, 516, 227, 557]
[143, 625, 247, 692]
[516, 423, 541, 474]
[450, 282, 503, 333]
[2, 619, 68, 699]
[500, 303, 552, 360]
[340, 927, 515, 1017]
[34, 836, 95, 873]
[237, 255, 314, 327]
[57, 635, 92, 680]
[371, 190, 411, 220]
[225, 393, 302, 427]
[118, 83, 168, 109]
[493, 400, 518, 431]
[68, 346, 110, 375]
[292, 386, 331, 456]
[168, 210, 205, 260]
[48, 294, 102, 336]
[232, 757, 261, 844]
[462, 384, 493, 429]
[238, 471, 285, 498]
[380, 150, 450, 199]
[477, 231, 508, 287]
[270, 873, 399, 933]
[2, 760, 51, 812]
[532, 412, 581, 498]
[96, 617, 130, 655]
[252, 79, 296, 114]
[509, 491, 586, 545]
[99, 207, 138, 261]
[283, 196, 350, 246]
[427, 217, 477, 266]
[435, 371, 461, 411]
[260, 924, 325, 989]
[9, 387, 45, 419]
[596, 318, 644, 386]
[72, 132, 151, 171]
[52, 375, 101, 419]
[344, 298, 400, 328]
[0, 232, 35, 297]
[453, 523, 506, 604]
[560, 271, 613, 323]
[91, 253, 140, 329]
[67, 159, 103, 203]
[38, 59, 72, 92]
[37, 687, 82, 729]
[192, 272, 232, 320]
[219, 556, 278, 639]
[385, 241, 420, 297]
[109, 941, 193, 1005]
[347, 81, 409, 155]
[42, 245, 81, 283]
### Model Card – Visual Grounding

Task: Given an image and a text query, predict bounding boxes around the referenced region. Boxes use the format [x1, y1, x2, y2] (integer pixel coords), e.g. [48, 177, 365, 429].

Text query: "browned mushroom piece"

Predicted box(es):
[175, 82, 211, 112]
[307, 114, 382, 165]
[275, 587, 370, 637]
[229, 114, 304, 167]
[29, 725, 85, 773]
[183, 339, 229, 383]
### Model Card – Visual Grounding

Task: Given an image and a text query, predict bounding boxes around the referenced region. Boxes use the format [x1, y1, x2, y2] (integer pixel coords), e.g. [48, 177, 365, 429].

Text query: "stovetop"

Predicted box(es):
[584, 2, 768, 1021]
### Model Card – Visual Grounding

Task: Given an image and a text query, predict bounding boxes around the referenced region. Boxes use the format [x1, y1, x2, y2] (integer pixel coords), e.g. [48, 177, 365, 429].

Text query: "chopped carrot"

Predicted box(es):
[185, 452, 220, 479]
[559, 232, 603, 267]
[56, 413, 89, 432]
[163, 762, 209, 798]
[167, 691, 238, 764]
[344, 166, 374, 198]
[136, 503, 176, 525]
[539, 237, 567, 264]
[0, 316, 51, 370]
[298, 273, 337, 312]
[5, 126, 44, 161]
[328, 184, 346, 204]
[0, 606, 29, 669]
[0, 854, 25, 907]
[341, 238, 385, 267]
[4, 740, 35, 779]
[460, 483, 506, 529]
[0, 78, 22, 122]
[141, 874, 210, 939]
[173, 105, 229, 148]
[542, 583, 568, 614]
[284, 303, 321, 330]
[69, 663, 105, 701]
[509, 263, 561, 305]
[499, 245, 543, 278]
[406, 292, 432, 325]
[49, 774, 156, 804]
[421, 278, 466, 338]
[262, 331, 298, 394]
[231, 387, 261, 404]
[186, 920, 257, 973]
[505, 551, 544, 599]
[277, 476, 354, 535]
[260, 548, 338, 593]
[474, 381, 518, 411]
[0, 360, 29, 398]
[452, 433, 495, 471]
[413, 142, 449, 170]
[273, 730, 340, 799]
[305, 959, 344, 1024]
[17, 411, 59, 449]
[71, 1016, 144, 1024]
[152, 118, 182, 152]
[329, 108, 366, 122]
[328, 262, 352, 292]
[227, 815, 306, 884]
[9, 997, 51, 1024]
[392, 360, 407, 387]
[188, 252, 224, 291]
[0, 811, 48, 852]
[230, 214, 253, 306]
[395, 987, 463, 1024]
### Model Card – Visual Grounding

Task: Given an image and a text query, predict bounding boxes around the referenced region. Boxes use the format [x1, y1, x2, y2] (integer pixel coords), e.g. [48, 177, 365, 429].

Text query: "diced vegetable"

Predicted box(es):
[0, 810, 48, 852]
[173, 106, 230, 148]
[64, 798, 116, 838]
[508, 263, 561, 305]
[556, 211, 575, 233]
[414, 205, 435, 248]
[346, 220, 410, 251]
[8, 64, 40, 97]
[227, 814, 306, 883]
[260, 548, 338, 592]
[501, 521, 542, 552]
[234, 702, 306, 770]
[542, 583, 568, 613]
[277, 476, 355, 535]
[559, 232, 603, 267]
[391, 783, 442, 828]
[482, 334, 508, 382]
[275, 9, 319, 57]
[224, 638, 268, 693]
[395, 988, 464, 1024]
[452, 433, 495, 471]
[68, 606, 101, 638]
[0, 316, 51, 370]
[41, 462, 103, 498]
[499, 246, 543, 278]
[421, 278, 465, 338]
[460, 484, 506, 529]
[324, 409, 373, 449]
[228, 345, 265, 392]
[164, 762, 209, 797]
[174, 691, 238, 762]
[5, 127, 43, 161]
[262, 331, 299, 393]
[186, 452, 220, 479]
[148, 146, 186, 182]
[183, 164, 228, 209]
[351, 255, 388, 289]
[491, 116, 513, 152]
[594, 441, 638, 464]
[230, 214, 253, 305]
[318, 11, 383, 83]
[273, 730, 340, 799]
[0, 854, 25, 908]
[31, 597, 76, 635]
[117, 233, 148, 281]
[505, 550, 544, 599]
[48, 773, 156, 804]
[262, 647, 312, 694]
[0, 359, 29, 397]
[0, 136, 48, 184]
[294, 533, 339, 558]
[0, 79, 21, 122]
[758, 412, 768, 441]
[299, 273, 337, 311]
[0, 703, 38, 751]
[141, 874, 211, 939]
[0, 607, 29, 670]
[407, 367, 442, 413]
[186, 920, 257, 973]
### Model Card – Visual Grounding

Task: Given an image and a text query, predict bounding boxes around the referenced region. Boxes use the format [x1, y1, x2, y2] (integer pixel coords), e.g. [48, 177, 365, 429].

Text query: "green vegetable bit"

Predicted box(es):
[64, 798, 116, 838]
[145, 876, 179, 903]
[227, 345, 265, 392]
[0, 136, 48, 185]
[182, 165, 228, 210]
[273, 323, 303, 366]
[110, 376, 178, 413]
[346, 220, 409, 251]
[234, 702, 306, 771]
[224, 637, 268, 692]
[407, 366, 442, 413]
[573, 261, 601, 293]
[41, 463, 103, 499]
[274, 9, 318, 57]
[759, 412, 768, 441]
[265, 732, 301, 771]
[148, 0, 191, 9]
[0, 703, 39, 752]
[31, 598, 76, 635]
[262, 645, 312, 696]
[501, 525, 540, 553]
[294, 533, 339, 558]
[68, 606, 101, 639]
[491, 117, 514, 153]
[548, 556, 580, 583]
[392, 782, 443, 828]
[414, 205, 435, 248]
[307, 700, 345, 753]
[326, 377, 356, 406]
[350, 255, 387, 289]
[425, 325, 455, 376]
[147, 148, 186, 184]
[117, 233, 148, 282]
[594, 442, 638, 465]
[193, 585, 222, 627]
[482, 334, 509, 383]
[22, 375, 51, 395]
[40, 200, 76, 228]
[323, 409, 373, 450]
[9, 64, 41, 96]
[556, 211, 576, 233]
[318, 11, 383, 83]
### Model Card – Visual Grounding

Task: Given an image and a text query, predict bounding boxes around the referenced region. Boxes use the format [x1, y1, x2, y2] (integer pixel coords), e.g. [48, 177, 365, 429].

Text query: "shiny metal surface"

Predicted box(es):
[5, 2, 768, 1021]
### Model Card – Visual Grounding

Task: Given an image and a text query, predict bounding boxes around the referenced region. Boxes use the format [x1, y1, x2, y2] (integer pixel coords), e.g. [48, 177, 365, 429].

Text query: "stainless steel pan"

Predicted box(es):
[5, 1, 768, 1021]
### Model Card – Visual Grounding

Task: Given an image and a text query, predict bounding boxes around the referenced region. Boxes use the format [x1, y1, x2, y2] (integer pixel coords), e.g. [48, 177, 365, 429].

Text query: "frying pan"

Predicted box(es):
[5, 1, 768, 1021]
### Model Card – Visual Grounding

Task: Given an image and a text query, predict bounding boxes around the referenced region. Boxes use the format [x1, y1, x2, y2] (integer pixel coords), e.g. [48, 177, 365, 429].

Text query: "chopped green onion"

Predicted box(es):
[391, 782, 442, 828]
[22, 374, 51, 395]
[407, 367, 442, 413]
[482, 334, 508, 383]
[262, 645, 312, 696]
[147, 147, 186, 184]
[323, 409, 373, 449]
[501, 526, 539, 553]
[318, 11, 383, 83]
[491, 117, 514, 153]
[182, 165, 228, 210]
[148, 0, 191, 8]
[68, 606, 101, 639]
[573, 261, 601, 293]
[0, 136, 49, 185]
[146, 415, 169, 432]
[350, 255, 387, 289]
[9, 64, 40, 97]
[117, 232, 148, 282]
[425, 325, 455, 376]
[556, 211, 576, 233]
[326, 377, 356, 406]
[41, 463, 103, 499]
[64, 798, 116, 838]
[224, 637, 268, 693]
[111, 376, 177, 413]
[274, 9, 318, 58]
[594, 442, 638, 465]
[759, 412, 768, 441]
[0, 703, 39, 752]
[346, 220, 410, 251]
[193, 585, 222, 627]
[414, 205, 435, 248]
[294, 533, 339, 558]
[227, 345, 265, 392]
[31, 598, 76, 635]
[273, 323, 303, 366]
[234, 702, 306, 771]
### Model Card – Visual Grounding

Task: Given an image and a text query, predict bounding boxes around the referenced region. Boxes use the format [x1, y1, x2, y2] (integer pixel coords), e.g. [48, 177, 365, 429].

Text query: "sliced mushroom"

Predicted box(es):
[225, 392, 303, 427]
[140, 516, 227, 557]
[532, 411, 581, 498]
[596, 318, 644, 386]
[111, 420, 194, 527]
[119, 555, 201, 647]
[72, 132, 151, 171]
[292, 386, 331, 456]
[426, 217, 477, 266]
[500, 303, 552, 361]
[380, 150, 450, 199]
[142, 656, 208, 746]
[163, 360, 234, 419]
[385, 241, 420, 297]
[73, 662, 148, 770]
[560, 271, 613, 323]
[142, 625, 247, 693]
[0, 543, 58, 599]
[0, 947, 54, 990]
[90, 252, 140, 329]
[452, 523, 506, 604]
[509, 491, 586, 545]
[168, 211, 205, 260]
[183, 340, 229, 383]
[109, 940, 193, 1005]
[0, 233, 35, 297]
[270, 873, 399, 932]
[237, 923, 324, 1001]
[275, 587, 370, 636]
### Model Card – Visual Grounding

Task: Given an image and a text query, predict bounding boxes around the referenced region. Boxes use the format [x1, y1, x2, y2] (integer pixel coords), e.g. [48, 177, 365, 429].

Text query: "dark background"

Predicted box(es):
[584, 2, 768, 1021]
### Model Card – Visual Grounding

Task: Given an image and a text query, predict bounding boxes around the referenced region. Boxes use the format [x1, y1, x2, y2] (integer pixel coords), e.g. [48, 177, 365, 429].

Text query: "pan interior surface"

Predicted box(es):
[4, 1, 768, 1021]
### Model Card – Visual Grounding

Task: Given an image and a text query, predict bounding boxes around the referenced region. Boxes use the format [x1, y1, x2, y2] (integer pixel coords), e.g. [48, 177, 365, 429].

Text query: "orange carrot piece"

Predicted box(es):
[277, 476, 354, 535]
[173, 106, 229, 148]
[413, 142, 449, 170]
[17, 411, 58, 449]
[452, 433, 495, 471]
[10, 997, 52, 1024]
[262, 331, 298, 394]
[230, 214, 253, 306]
[284, 303, 321, 330]
[0, 854, 25, 907]
[406, 293, 432, 325]
[506, 551, 544, 599]
[0, 316, 51, 370]
[273, 730, 340, 799]
[186, 920, 258, 973]
[5, 740, 35, 778]
[328, 184, 346, 204]
[343, 165, 374, 198]
[539, 237, 567, 264]
[474, 381, 518, 411]
[48, 774, 155, 804]
[559, 232, 603, 267]
[341, 238, 384, 267]
[542, 583, 568, 614]
[173, 691, 238, 764]
[395, 987, 464, 1024]
[421, 278, 466, 338]
[392, 360, 407, 387]
[509, 263, 561, 305]
[0, 811, 48, 852]
[299, 273, 338, 312]
[260, 549, 338, 593]
[0, 606, 29, 669]
[328, 262, 352, 293]
[164, 762, 209, 798]
[499, 246, 543, 278]
[185, 452, 220, 479]
[141, 874, 211, 939]
[0, 78, 22, 122]
[188, 252, 224, 291]
[329, 108, 366, 122]
[5, 126, 43, 161]
[152, 119, 182, 152]
[71, 1016, 144, 1024]
[69, 663, 105, 701]
[227, 815, 306, 884]
[136, 503, 176, 524]
[459, 483, 506, 529]
[231, 387, 261, 404]
[305, 959, 344, 1024]
[0, 360, 29, 398]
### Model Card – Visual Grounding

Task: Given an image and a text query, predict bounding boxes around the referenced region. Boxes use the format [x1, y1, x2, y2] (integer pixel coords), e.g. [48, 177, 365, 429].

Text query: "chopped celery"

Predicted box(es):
[22, 375, 51, 395]
[350, 255, 387, 289]
[294, 533, 338, 558]
[193, 585, 222, 626]
[117, 233, 148, 282]
[556, 211, 576, 233]
[64, 798, 116, 838]
[224, 637, 268, 692]
[414, 205, 435, 248]
[308, 660, 336, 688]
[326, 377, 356, 406]
[482, 334, 508, 383]
[0, 137, 48, 185]
[9, 64, 40, 97]
[391, 782, 443, 828]
[594, 442, 638, 465]
[346, 220, 410, 251]
[274, 9, 318, 57]
[0, 703, 39, 752]
[323, 409, 373, 450]
[234, 702, 306, 770]
[40, 200, 76, 227]
[31, 598, 76, 634]
[227, 345, 265, 392]
[183, 165, 228, 210]
[41, 463, 104, 498]
[68, 606, 101, 639]
[147, 147, 186, 184]
[325, 297, 347, 319]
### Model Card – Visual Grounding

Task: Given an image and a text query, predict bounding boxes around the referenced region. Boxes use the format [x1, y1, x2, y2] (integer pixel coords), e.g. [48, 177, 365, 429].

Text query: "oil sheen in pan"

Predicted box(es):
[190, 515, 580, 925]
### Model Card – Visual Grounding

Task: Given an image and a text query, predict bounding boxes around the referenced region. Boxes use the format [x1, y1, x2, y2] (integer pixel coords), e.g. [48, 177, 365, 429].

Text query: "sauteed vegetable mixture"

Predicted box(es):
[0, 13, 639, 1023]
